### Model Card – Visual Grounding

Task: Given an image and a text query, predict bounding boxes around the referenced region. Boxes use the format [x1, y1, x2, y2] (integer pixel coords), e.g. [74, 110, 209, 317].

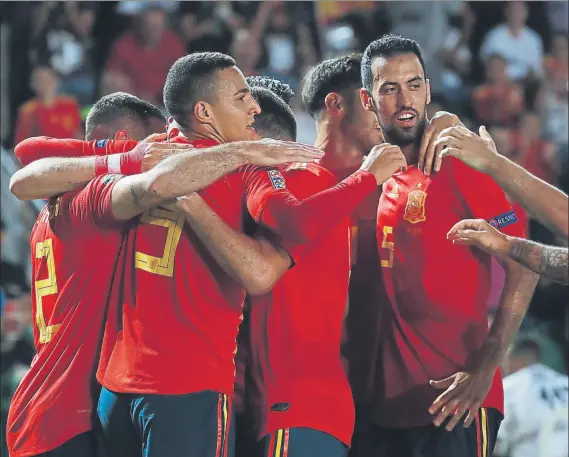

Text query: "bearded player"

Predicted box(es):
[359, 34, 538, 457]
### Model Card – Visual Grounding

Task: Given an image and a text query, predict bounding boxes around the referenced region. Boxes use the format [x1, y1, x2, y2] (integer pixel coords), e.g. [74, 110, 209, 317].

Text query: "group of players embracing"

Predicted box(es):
[7, 33, 538, 457]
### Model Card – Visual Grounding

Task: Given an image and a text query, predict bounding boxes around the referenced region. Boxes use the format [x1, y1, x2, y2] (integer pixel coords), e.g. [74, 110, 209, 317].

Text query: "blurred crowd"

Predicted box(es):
[0, 2, 567, 456]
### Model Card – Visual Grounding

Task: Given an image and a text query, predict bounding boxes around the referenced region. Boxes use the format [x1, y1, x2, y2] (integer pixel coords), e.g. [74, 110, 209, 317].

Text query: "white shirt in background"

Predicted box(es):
[480, 24, 544, 80]
[440, 28, 472, 90]
[496, 364, 568, 457]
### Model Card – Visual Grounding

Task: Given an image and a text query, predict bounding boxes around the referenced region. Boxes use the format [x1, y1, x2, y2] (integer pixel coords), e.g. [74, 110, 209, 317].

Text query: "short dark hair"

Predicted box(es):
[249, 85, 297, 141]
[361, 34, 426, 92]
[301, 54, 363, 119]
[246, 76, 295, 106]
[163, 52, 236, 128]
[85, 92, 165, 138]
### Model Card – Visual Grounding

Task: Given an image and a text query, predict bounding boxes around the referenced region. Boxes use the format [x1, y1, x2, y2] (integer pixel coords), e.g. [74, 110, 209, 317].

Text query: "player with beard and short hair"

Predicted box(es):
[359, 34, 538, 457]
[300, 54, 466, 457]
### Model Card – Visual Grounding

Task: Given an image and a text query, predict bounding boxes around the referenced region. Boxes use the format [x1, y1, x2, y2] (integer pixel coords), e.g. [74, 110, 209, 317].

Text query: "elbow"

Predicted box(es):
[9, 173, 33, 200]
[243, 267, 281, 296]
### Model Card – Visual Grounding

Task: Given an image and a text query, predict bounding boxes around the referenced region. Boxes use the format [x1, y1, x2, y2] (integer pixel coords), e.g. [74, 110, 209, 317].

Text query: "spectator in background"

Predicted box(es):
[472, 54, 524, 126]
[30, 2, 98, 106]
[14, 65, 81, 144]
[102, 5, 184, 106]
[480, 1, 544, 82]
[541, 71, 569, 152]
[0, 218, 29, 301]
[495, 338, 568, 457]
[544, 32, 568, 85]
[230, 28, 262, 77]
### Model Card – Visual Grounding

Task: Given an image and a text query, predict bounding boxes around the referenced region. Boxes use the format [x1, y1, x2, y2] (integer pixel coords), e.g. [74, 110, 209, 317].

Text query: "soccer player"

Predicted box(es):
[300, 54, 465, 457]
[359, 34, 539, 457]
[6, 95, 174, 457]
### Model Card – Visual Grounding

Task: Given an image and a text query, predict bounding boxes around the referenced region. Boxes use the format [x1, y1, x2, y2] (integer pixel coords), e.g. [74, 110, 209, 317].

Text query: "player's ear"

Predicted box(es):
[360, 88, 375, 113]
[425, 79, 431, 105]
[194, 101, 214, 125]
[324, 92, 343, 116]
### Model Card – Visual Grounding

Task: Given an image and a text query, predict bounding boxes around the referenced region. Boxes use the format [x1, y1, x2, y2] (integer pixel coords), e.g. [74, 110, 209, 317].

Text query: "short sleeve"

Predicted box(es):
[451, 158, 526, 238]
[241, 165, 288, 227]
[62, 174, 125, 230]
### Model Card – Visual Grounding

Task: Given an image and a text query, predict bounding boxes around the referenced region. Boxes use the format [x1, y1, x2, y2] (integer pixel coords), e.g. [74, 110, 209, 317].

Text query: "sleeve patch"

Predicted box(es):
[95, 139, 109, 148]
[268, 169, 286, 190]
[488, 210, 518, 229]
[101, 174, 121, 185]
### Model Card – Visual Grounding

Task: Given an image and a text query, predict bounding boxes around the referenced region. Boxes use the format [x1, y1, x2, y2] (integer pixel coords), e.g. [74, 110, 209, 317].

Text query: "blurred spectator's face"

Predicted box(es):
[76, 8, 95, 37]
[552, 34, 568, 60]
[140, 9, 167, 45]
[485, 56, 507, 83]
[490, 126, 515, 158]
[520, 113, 542, 140]
[31, 67, 58, 99]
[364, 53, 430, 147]
[342, 87, 383, 154]
[203, 67, 260, 142]
[505, 1, 528, 29]
[270, 7, 291, 32]
[231, 29, 261, 72]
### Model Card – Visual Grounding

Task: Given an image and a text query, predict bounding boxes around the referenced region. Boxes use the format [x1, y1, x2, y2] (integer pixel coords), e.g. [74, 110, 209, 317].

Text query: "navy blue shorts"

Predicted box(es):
[97, 387, 235, 457]
[262, 428, 348, 457]
[35, 431, 96, 457]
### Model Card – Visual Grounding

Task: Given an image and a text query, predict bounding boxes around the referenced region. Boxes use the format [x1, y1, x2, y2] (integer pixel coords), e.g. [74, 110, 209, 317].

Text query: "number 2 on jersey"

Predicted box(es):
[35, 239, 60, 343]
[135, 208, 185, 277]
[380, 225, 394, 268]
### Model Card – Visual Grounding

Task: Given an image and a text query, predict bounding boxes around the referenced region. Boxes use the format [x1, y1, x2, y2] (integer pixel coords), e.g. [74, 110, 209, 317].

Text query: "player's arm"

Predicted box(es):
[429, 159, 539, 431]
[174, 194, 292, 295]
[244, 143, 406, 243]
[448, 219, 569, 284]
[436, 125, 569, 239]
[109, 141, 324, 221]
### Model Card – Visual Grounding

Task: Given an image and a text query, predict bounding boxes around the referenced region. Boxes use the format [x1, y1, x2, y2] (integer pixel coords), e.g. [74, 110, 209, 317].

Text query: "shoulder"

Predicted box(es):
[57, 96, 80, 108]
[523, 27, 542, 43]
[18, 100, 38, 115]
[284, 162, 336, 181]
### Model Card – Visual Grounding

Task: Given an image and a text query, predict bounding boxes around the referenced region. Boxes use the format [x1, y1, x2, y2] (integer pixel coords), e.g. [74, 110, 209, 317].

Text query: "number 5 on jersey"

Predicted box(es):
[380, 225, 394, 268]
[35, 239, 60, 344]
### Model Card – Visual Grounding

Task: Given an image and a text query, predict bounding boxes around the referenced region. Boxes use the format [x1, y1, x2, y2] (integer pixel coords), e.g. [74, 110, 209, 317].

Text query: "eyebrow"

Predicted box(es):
[233, 87, 250, 97]
[379, 75, 424, 89]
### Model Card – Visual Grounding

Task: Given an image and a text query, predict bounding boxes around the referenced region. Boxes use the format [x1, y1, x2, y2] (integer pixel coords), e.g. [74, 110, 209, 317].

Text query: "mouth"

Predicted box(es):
[395, 111, 417, 128]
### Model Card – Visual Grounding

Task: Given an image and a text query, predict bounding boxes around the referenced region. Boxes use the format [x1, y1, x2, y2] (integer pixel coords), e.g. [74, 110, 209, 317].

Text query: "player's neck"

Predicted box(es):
[314, 127, 364, 170]
[180, 128, 225, 144]
[39, 94, 56, 106]
[401, 143, 419, 165]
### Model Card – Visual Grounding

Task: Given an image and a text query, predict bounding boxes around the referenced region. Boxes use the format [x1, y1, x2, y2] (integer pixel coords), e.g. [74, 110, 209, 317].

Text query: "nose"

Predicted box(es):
[397, 87, 413, 109]
[250, 99, 261, 116]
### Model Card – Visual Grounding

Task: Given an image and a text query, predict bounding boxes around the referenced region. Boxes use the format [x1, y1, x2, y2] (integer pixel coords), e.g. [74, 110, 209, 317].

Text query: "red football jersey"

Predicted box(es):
[374, 159, 526, 428]
[97, 138, 247, 396]
[7, 175, 126, 457]
[247, 163, 355, 447]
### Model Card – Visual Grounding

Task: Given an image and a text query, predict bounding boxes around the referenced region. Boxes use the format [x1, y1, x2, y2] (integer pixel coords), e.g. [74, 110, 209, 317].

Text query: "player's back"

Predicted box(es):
[98, 137, 247, 397]
[248, 162, 355, 447]
[7, 176, 125, 457]
[497, 364, 569, 457]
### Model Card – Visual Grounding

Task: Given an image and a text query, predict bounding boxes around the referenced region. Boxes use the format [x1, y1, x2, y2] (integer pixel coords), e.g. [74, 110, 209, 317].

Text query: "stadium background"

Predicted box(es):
[0, 1, 566, 455]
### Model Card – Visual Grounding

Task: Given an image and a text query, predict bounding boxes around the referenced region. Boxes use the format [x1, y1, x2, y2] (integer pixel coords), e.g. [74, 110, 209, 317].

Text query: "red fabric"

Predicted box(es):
[97, 137, 247, 397]
[14, 98, 81, 145]
[520, 140, 556, 185]
[7, 176, 125, 457]
[328, 167, 388, 408]
[243, 165, 377, 244]
[247, 163, 355, 447]
[14, 137, 139, 166]
[472, 83, 524, 126]
[373, 159, 526, 428]
[105, 31, 184, 105]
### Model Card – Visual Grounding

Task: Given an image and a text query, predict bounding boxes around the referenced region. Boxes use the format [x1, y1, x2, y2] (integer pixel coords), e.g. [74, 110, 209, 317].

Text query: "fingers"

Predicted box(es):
[444, 402, 471, 431]
[447, 219, 487, 239]
[438, 147, 460, 161]
[463, 404, 481, 428]
[143, 133, 168, 143]
[417, 127, 433, 172]
[433, 398, 460, 427]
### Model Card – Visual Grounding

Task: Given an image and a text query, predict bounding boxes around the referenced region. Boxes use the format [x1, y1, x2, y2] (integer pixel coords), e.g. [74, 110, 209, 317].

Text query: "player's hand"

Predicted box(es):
[434, 125, 500, 174]
[139, 142, 195, 172]
[241, 139, 324, 166]
[428, 368, 495, 431]
[360, 143, 408, 185]
[418, 111, 463, 176]
[447, 219, 511, 257]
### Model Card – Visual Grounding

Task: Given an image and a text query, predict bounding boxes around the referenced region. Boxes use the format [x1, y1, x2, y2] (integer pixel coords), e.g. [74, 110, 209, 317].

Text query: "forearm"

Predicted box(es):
[488, 156, 568, 238]
[176, 195, 290, 295]
[476, 261, 538, 370]
[507, 237, 568, 284]
[10, 157, 97, 200]
[149, 143, 248, 199]
[259, 170, 376, 243]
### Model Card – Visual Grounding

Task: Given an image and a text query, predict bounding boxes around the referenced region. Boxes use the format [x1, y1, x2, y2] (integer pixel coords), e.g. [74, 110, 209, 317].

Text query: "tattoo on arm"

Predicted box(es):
[129, 184, 142, 206]
[509, 238, 569, 284]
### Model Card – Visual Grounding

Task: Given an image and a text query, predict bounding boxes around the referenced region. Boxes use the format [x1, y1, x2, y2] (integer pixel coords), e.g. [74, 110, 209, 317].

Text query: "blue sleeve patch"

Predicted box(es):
[95, 139, 108, 148]
[487, 210, 518, 229]
[268, 169, 286, 190]
[101, 174, 121, 185]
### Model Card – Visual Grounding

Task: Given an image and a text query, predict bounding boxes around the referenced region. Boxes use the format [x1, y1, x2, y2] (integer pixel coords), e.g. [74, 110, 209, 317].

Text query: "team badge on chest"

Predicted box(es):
[403, 190, 427, 224]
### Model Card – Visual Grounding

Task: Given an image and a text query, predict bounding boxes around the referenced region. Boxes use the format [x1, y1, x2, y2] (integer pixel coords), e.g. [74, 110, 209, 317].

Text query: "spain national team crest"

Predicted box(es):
[403, 190, 427, 224]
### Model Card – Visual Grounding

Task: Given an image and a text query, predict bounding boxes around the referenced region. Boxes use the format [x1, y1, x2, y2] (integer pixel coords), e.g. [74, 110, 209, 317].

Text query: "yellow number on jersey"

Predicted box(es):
[35, 239, 60, 343]
[135, 207, 185, 277]
[380, 225, 394, 268]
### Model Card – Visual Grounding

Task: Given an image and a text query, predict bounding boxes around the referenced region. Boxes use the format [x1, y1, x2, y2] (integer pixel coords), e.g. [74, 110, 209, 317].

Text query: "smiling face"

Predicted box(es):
[362, 52, 430, 147]
[201, 66, 261, 142]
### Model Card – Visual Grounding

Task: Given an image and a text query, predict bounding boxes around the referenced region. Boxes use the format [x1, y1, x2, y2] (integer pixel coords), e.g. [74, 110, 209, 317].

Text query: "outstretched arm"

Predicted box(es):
[174, 194, 292, 295]
[436, 125, 569, 239]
